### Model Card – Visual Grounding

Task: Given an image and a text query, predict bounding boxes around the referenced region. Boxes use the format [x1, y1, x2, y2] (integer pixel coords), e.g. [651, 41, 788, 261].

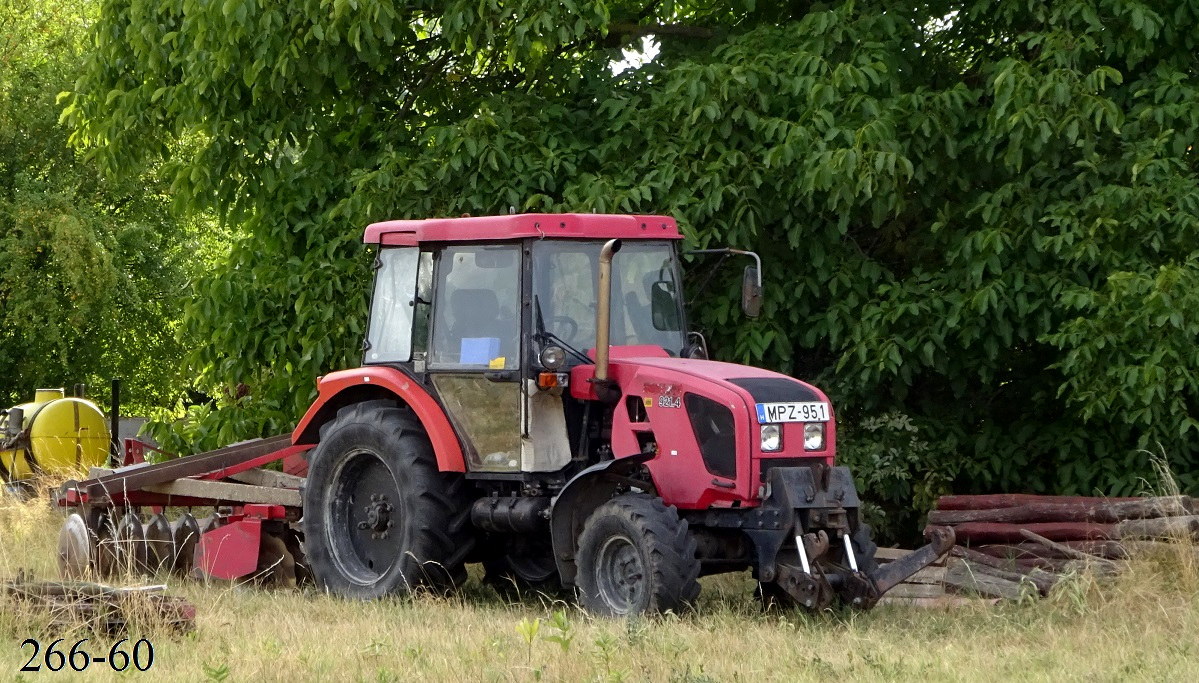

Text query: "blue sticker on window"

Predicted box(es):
[460, 337, 500, 365]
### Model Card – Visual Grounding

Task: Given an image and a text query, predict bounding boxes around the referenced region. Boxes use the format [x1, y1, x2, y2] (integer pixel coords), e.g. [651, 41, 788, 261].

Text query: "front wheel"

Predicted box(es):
[303, 401, 474, 599]
[575, 494, 700, 617]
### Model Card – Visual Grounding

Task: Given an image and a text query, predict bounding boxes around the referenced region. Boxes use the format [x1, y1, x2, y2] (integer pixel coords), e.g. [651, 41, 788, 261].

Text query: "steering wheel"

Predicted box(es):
[547, 316, 579, 342]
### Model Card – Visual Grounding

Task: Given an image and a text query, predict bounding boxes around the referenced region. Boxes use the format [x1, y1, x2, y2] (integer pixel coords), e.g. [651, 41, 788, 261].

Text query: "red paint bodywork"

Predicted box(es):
[195, 504, 288, 580]
[364, 213, 683, 245]
[293, 367, 466, 472]
[572, 347, 836, 510]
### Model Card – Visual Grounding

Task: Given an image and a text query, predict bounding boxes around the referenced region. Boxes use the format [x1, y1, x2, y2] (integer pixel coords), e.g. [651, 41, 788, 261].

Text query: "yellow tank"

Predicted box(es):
[0, 389, 111, 483]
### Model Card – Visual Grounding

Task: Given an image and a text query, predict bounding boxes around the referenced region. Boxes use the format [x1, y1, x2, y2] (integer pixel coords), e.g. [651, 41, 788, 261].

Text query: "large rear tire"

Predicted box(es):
[575, 494, 700, 617]
[303, 400, 474, 599]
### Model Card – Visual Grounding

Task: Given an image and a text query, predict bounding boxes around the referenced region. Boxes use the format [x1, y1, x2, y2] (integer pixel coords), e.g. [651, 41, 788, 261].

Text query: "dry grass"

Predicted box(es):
[2, 492, 1198, 682]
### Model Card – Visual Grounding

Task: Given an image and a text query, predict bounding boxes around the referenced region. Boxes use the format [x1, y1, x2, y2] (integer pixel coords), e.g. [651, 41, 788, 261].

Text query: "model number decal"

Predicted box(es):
[643, 382, 681, 409]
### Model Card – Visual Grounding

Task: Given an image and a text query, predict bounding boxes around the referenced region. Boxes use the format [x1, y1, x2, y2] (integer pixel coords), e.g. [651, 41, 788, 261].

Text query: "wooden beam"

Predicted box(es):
[875, 547, 912, 561]
[904, 566, 948, 585]
[936, 494, 1140, 511]
[972, 540, 1130, 560]
[228, 469, 304, 489]
[142, 478, 301, 507]
[927, 496, 1194, 525]
[1115, 515, 1199, 540]
[880, 583, 946, 599]
[944, 563, 1033, 601]
[941, 521, 1114, 544]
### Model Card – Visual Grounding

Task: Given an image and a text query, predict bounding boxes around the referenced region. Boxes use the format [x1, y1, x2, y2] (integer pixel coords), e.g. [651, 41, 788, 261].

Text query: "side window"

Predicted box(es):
[364, 247, 420, 364]
[412, 252, 433, 357]
[543, 250, 596, 351]
[430, 245, 521, 368]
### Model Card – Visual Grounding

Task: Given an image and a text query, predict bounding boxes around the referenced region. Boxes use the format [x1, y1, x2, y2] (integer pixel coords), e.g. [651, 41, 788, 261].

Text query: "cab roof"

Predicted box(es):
[364, 213, 682, 245]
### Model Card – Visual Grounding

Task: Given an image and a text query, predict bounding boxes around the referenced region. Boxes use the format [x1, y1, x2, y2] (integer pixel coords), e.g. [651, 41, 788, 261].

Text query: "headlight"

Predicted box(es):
[804, 423, 825, 451]
[539, 345, 566, 370]
[760, 424, 782, 452]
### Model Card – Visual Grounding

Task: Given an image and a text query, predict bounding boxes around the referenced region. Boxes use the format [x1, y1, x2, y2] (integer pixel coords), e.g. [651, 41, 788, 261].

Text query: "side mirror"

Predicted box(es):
[741, 266, 762, 318]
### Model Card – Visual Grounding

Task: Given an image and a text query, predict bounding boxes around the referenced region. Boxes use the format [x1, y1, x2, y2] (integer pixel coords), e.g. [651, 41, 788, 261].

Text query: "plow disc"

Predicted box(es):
[55, 504, 309, 588]
[113, 512, 150, 574]
[171, 513, 201, 573]
[144, 513, 174, 572]
[56, 514, 93, 579]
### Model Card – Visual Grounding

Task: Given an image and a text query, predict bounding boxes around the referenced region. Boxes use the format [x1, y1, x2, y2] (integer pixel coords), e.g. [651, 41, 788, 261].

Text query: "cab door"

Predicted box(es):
[426, 244, 524, 472]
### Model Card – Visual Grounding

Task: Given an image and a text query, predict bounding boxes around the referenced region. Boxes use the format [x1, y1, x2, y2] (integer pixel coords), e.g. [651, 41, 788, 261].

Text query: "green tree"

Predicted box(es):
[65, 0, 1199, 539]
[0, 0, 213, 414]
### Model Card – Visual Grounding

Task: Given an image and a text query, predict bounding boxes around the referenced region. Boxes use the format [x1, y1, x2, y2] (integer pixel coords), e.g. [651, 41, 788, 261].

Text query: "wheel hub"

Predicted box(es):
[327, 449, 406, 584]
[358, 494, 394, 539]
[596, 536, 645, 613]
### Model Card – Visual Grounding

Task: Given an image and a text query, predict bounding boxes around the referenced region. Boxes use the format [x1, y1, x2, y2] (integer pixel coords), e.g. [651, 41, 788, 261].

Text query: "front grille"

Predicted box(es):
[684, 393, 737, 479]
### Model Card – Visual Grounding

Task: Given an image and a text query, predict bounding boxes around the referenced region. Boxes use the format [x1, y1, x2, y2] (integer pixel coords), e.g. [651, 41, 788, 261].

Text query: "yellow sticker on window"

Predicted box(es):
[489, 357, 506, 370]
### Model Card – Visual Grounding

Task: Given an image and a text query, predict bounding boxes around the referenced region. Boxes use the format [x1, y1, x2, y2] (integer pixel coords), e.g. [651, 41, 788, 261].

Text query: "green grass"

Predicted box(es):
[2, 494, 1198, 682]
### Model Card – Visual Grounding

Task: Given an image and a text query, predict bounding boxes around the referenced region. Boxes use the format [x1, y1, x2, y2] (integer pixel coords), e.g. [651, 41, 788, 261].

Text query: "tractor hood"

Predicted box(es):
[571, 345, 834, 410]
[571, 346, 836, 508]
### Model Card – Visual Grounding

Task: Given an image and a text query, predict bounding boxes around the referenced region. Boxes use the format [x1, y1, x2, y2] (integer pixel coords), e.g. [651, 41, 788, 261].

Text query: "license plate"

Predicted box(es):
[755, 401, 829, 423]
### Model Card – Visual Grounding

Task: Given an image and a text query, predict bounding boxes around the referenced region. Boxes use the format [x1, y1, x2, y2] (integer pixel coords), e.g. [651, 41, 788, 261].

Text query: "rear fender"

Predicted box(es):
[550, 453, 653, 586]
[292, 367, 466, 472]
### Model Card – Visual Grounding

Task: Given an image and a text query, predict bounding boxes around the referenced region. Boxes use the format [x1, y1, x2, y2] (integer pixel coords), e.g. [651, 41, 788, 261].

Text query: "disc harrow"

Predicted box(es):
[54, 436, 312, 589]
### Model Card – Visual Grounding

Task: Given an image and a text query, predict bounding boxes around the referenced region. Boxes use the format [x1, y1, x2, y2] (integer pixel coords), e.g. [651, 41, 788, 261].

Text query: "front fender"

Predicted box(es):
[550, 453, 653, 586]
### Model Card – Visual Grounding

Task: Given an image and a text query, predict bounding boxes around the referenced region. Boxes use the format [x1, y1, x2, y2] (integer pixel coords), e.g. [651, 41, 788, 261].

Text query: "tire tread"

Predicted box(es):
[303, 400, 475, 598]
[576, 494, 701, 616]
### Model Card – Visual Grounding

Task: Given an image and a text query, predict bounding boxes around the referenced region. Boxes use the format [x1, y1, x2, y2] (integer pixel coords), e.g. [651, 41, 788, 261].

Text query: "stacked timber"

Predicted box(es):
[927, 494, 1198, 544]
[889, 494, 1199, 603]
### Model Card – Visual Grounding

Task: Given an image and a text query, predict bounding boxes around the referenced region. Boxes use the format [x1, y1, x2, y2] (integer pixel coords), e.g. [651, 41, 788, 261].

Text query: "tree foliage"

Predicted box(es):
[0, 0, 210, 413]
[66, 0, 1199, 538]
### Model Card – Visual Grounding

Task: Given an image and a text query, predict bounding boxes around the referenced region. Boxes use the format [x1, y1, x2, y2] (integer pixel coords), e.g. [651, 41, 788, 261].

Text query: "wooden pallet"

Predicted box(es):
[875, 547, 1012, 607]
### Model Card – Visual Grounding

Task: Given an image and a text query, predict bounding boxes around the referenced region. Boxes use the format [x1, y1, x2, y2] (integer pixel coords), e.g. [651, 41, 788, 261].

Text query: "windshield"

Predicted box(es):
[532, 240, 686, 360]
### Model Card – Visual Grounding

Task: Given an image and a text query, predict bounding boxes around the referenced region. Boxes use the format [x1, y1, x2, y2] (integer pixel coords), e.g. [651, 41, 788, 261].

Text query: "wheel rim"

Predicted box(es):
[326, 448, 405, 586]
[595, 534, 645, 614]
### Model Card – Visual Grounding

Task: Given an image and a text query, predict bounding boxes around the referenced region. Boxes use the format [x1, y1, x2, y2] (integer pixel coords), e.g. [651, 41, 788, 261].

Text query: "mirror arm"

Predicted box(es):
[684, 253, 729, 306]
[683, 248, 762, 288]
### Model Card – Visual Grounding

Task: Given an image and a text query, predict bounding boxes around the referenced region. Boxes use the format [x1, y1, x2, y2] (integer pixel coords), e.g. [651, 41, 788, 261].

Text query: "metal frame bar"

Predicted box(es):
[81, 435, 294, 501]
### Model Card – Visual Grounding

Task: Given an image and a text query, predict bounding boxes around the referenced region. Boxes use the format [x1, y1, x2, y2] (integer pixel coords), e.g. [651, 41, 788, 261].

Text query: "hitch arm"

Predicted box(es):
[868, 526, 956, 594]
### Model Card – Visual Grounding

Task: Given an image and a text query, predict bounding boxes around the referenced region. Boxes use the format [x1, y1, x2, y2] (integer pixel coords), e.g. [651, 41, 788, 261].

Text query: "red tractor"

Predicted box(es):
[291, 213, 953, 615]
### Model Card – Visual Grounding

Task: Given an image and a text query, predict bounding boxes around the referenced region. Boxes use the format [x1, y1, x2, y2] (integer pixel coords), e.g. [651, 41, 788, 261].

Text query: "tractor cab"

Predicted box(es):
[361, 214, 701, 475]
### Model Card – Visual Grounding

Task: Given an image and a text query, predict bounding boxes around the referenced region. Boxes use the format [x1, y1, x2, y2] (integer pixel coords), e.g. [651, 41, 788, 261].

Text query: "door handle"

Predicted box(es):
[484, 371, 516, 382]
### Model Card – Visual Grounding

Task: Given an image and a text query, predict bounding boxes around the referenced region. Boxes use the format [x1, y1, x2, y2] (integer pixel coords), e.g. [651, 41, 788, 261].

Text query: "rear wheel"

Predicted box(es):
[303, 401, 474, 599]
[575, 494, 700, 617]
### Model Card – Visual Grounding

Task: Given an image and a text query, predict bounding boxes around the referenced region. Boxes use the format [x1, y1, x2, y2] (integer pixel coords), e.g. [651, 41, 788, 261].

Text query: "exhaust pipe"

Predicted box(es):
[594, 239, 622, 382]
